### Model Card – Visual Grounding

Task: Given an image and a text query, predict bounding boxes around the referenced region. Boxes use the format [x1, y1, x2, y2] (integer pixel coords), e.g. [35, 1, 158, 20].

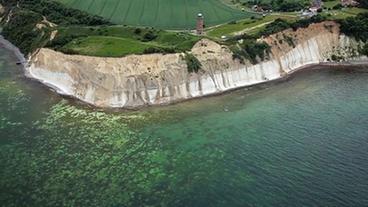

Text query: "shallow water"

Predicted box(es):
[1, 46, 368, 207]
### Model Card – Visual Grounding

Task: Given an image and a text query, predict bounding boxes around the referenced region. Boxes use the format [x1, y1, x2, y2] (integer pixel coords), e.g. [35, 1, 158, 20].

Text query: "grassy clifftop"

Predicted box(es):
[48, 26, 200, 57]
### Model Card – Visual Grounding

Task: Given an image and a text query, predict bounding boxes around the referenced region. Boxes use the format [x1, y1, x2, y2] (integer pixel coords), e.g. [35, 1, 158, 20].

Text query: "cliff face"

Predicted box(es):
[27, 22, 367, 108]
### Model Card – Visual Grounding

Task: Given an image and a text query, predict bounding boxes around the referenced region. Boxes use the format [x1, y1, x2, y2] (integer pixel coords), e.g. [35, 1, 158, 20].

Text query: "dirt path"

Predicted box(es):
[232, 21, 273, 35]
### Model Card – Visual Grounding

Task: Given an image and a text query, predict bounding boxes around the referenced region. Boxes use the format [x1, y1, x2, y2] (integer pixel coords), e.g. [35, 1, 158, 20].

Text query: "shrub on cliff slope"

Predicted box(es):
[1, 10, 46, 55]
[184, 53, 202, 73]
[231, 40, 271, 64]
[289, 15, 326, 30]
[339, 12, 368, 55]
[259, 18, 291, 37]
[360, 44, 368, 56]
[258, 15, 327, 37]
[228, 15, 327, 64]
[340, 13, 368, 42]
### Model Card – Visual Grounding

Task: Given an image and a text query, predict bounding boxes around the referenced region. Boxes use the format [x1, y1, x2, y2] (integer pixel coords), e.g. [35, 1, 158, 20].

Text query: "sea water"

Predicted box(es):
[1, 46, 368, 206]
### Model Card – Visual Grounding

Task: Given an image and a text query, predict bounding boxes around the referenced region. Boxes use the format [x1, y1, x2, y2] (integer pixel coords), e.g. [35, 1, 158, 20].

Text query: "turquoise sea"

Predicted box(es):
[1, 46, 368, 207]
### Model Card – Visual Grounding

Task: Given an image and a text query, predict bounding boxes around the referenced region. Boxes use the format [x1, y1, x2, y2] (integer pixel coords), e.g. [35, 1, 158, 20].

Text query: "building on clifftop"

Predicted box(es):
[196, 13, 204, 35]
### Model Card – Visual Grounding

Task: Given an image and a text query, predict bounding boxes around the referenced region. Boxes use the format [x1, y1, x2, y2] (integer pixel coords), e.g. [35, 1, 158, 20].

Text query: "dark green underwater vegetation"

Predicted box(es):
[0, 99, 249, 206]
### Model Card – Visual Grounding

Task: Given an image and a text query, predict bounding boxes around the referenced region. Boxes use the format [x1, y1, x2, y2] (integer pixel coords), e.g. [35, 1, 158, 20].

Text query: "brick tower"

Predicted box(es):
[196, 13, 204, 35]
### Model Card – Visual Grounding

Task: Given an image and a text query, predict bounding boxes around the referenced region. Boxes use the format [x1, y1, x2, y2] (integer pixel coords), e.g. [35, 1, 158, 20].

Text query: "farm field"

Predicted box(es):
[55, 0, 255, 29]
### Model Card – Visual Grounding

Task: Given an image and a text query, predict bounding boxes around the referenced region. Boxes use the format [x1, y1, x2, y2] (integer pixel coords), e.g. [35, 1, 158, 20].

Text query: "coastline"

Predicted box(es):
[1, 35, 368, 109]
[0, 35, 73, 97]
[138, 61, 368, 110]
[28, 59, 368, 110]
[0, 35, 27, 66]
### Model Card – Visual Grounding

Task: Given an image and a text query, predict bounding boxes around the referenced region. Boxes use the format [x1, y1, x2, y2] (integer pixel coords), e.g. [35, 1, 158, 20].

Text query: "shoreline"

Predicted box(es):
[34, 61, 368, 111]
[1, 35, 368, 110]
[136, 62, 368, 111]
[0, 35, 27, 66]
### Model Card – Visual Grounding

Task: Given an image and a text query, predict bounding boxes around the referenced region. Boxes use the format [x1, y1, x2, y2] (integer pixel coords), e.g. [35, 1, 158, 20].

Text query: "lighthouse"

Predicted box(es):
[196, 13, 204, 35]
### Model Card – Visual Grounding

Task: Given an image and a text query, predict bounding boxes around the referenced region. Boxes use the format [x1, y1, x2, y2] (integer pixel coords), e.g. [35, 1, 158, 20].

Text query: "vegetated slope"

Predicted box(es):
[55, 0, 254, 29]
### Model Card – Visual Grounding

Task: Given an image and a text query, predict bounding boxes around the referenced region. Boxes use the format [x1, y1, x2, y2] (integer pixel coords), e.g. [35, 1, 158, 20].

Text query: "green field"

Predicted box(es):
[50, 26, 201, 57]
[63, 36, 153, 57]
[55, 0, 255, 29]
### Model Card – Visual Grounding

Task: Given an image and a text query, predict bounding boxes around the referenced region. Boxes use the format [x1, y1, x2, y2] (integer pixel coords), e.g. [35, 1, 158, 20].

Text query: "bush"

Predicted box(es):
[290, 14, 326, 30]
[134, 28, 142, 35]
[46, 34, 87, 50]
[339, 13, 368, 42]
[277, 1, 304, 12]
[333, 4, 344, 10]
[358, 0, 368, 8]
[360, 44, 368, 56]
[142, 31, 158, 42]
[283, 34, 295, 47]
[184, 53, 202, 73]
[257, 15, 326, 38]
[143, 47, 176, 54]
[259, 18, 290, 37]
[232, 40, 271, 64]
[331, 54, 342, 61]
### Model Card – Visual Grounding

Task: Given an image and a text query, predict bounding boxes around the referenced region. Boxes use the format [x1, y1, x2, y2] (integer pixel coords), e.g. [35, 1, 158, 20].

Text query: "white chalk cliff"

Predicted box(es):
[27, 22, 367, 108]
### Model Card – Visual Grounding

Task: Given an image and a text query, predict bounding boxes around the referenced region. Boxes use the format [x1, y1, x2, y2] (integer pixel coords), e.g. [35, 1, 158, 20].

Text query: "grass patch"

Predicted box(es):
[61, 36, 153, 57]
[48, 26, 201, 57]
